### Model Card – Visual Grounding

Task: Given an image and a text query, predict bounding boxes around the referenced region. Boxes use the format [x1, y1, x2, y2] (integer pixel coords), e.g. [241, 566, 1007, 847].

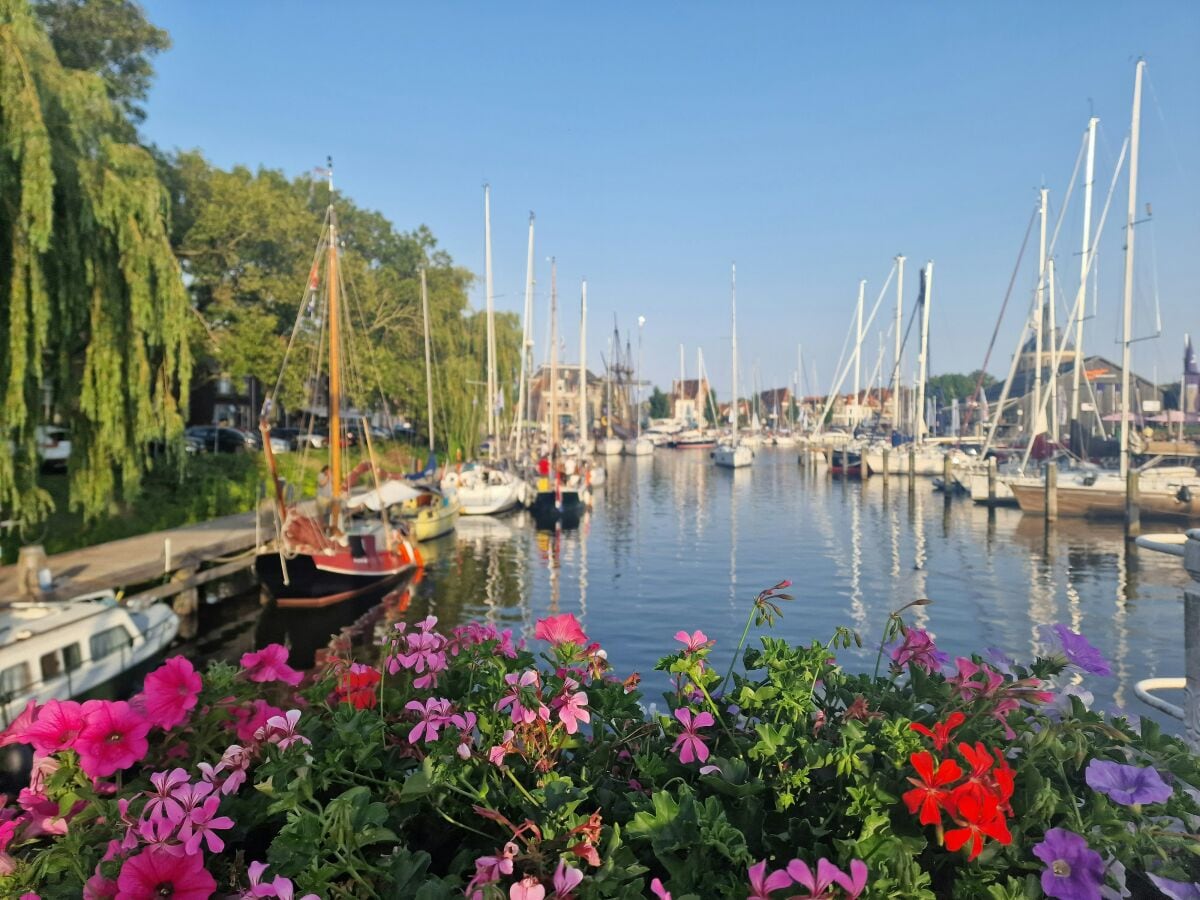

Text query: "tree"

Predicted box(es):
[34, 0, 169, 127]
[1, 0, 191, 523]
[648, 386, 671, 419]
[926, 370, 996, 403]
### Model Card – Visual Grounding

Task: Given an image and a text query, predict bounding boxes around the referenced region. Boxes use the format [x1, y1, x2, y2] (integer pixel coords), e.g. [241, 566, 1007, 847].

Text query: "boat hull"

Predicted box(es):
[713, 444, 753, 468]
[623, 439, 654, 456]
[1009, 482, 1200, 521]
[597, 437, 624, 456]
[829, 451, 863, 478]
[255, 552, 412, 609]
[530, 490, 585, 530]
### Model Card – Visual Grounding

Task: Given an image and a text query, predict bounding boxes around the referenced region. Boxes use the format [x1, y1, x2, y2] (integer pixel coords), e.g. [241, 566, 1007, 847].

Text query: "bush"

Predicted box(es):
[1, 585, 1197, 899]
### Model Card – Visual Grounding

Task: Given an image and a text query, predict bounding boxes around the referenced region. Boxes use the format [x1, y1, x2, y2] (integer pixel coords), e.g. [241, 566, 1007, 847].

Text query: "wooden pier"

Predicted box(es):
[0, 510, 262, 604]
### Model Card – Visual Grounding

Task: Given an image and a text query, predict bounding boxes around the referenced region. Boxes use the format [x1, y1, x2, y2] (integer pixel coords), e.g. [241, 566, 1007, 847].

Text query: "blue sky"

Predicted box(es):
[140, 2, 1200, 399]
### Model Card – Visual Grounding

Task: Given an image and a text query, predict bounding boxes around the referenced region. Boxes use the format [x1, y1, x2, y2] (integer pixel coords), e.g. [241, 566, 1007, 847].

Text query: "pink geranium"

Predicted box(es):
[181, 794, 235, 854]
[240, 644, 303, 685]
[233, 699, 286, 744]
[117, 847, 216, 900]
[75, 701, 151, 778]
[256, 709, 310, 750]
[22, 700, 85, 755]
[83, 869, 118, 899]
[673, 630, 712, 653]
[139, 657, 203, 729]
[671, 707, 715, 764]
[535, 613, 588, 647]
[556, 691, 590, 735]
[511, 876, 546, 900]
[405, 697, 452, 744]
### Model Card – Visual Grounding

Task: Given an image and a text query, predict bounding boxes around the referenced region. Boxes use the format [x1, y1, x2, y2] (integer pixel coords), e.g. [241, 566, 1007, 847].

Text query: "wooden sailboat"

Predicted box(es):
[624, 315, 653, 456]
[257, 165, 420, 608]
[714, 263, 753, 468]
[597, 334, 624, 456]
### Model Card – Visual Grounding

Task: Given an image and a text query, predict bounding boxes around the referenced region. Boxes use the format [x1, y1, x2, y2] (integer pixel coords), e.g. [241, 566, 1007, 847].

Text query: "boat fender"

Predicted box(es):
[1177, 485, 1192, 504]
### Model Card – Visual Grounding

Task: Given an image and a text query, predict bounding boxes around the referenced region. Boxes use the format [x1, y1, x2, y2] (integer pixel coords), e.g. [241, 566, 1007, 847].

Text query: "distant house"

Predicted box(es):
[758, 387, 792, 426]
[529, 365, 605, 435]
[670, 377, 711, 424]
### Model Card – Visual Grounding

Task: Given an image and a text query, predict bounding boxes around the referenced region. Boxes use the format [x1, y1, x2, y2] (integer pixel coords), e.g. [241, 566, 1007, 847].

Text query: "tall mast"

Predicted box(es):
[915, 262, 934, 440]
[549, 258, 559, 449]
[421, 267, 435, 454]
[635, 316, 645, 440]
[679, 343, 685, 421]
[579, 280, 588, 448]
[853, 279, 865, 423]
[730, 263, 738, 434]
[1071, 117, 1098, 423]
[1047, 257, 1058, 441]
[606, 334, 614, 439]
[1032, 187, 1048, 439]
[484, 185, 497, 447]
[697, 346, 703, 427]
[893, 255, 905, 430]
[326, 162, 343, 519]
[1120, 60, 1145, 480]
[514, 212, 535, 458]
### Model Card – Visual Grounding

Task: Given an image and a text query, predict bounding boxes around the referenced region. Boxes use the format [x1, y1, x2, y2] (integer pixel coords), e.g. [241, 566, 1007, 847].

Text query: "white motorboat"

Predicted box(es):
[624, 438, 653, 456]
[0, 591, 179, 724]
[713, 442, 754, 468]
[441, 464, 522, 516]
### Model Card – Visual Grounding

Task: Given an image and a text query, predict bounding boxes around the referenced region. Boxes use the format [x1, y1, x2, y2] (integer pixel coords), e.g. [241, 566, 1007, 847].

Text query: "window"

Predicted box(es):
[0, 663, 31, 696]
[40, 650, 62, 681]
[62, 643, 82, 672]
[90, 626, 133, 661]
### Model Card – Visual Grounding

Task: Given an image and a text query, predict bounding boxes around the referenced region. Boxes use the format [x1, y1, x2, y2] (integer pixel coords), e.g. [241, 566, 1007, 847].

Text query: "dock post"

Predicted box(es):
[908, 447, 916, 496]
[170, 567, 199, 641]
[163, 538, 172, 574]
[987, 457, 997, 506]
[1184, 532, 1199, 749]
[881, 448, 889, 487]
[943, 453, 953, 507]
[1045, 465, 1058, 523]
[1126, 470, 1141, 537]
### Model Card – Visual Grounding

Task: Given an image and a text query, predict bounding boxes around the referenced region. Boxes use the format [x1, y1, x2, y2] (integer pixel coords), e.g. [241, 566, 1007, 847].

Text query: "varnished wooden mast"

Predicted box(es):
[327, 173, 342, 523]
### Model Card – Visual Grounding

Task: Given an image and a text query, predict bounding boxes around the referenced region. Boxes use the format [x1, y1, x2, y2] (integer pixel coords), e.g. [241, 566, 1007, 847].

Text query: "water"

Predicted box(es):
[402, 448, 1191, 729]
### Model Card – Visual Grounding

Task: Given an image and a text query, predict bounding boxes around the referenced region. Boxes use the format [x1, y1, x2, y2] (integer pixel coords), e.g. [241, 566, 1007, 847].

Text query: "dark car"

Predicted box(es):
[184, 426, 257, 454]
[269, 427, 305, 450]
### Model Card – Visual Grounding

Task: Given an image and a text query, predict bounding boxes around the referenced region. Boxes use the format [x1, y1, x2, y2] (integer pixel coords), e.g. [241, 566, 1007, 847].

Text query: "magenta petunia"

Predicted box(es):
[0, 700, 40, 747]
[240, 644, 303, 686]
[116, 847, 216, 900]
[139, 657, 203, 730]
[22, 699, 85, 754]
[75, 701, 151, 778]
[233, 699, 286, 744]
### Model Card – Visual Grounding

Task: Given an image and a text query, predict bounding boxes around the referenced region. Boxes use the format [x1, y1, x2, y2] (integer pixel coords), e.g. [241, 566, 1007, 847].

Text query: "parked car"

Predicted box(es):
[269, 427, 304, 450]
[392, 421, 415, 438]
[35, 426, 70, 471]
[297, 428, 329, 449]
[184, 426, 257, 454]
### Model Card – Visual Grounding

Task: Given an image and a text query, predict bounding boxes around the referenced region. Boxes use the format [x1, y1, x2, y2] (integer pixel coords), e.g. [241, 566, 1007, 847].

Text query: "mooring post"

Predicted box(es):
[1045, 464, 1058, 523]
[1184, 530, 1200, 750]
[908, 447, 916, 496]
[881, 448, 890, 488]
[163, 538, 172, 574]
[943, 453, 953, 507]
[1126, 469, 1141, 537]
[987, 457, 997, 506]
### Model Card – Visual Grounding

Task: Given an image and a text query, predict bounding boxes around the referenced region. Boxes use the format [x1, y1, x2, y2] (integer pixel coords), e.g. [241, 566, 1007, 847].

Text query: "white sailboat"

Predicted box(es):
[597, 342, 624, 457]
[715, 263, 753, 468]
[624, 315, 653, 455]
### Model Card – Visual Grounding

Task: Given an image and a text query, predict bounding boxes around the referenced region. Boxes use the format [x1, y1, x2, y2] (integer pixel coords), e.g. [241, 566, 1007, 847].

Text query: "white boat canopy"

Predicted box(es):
[345, 480, 424, 512]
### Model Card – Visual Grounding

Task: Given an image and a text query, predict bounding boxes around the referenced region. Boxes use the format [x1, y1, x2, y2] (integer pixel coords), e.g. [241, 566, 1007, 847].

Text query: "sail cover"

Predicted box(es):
[345, 480, 423, 512]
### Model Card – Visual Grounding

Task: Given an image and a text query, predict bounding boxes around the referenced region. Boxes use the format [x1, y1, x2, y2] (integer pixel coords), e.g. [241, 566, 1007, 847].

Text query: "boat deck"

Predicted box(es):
[0, 511, 260, 602]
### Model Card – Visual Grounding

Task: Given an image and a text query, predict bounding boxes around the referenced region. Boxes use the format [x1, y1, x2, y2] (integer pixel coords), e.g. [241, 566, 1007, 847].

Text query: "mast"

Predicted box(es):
[514, 212, 535, 458]
[484, 185, 497, 448]
[421, 268, 435, 454]
[730, 263, 739, 435]
[606, 334, 614, 439]
[679, 343, 685, 422]
[1047, 257, 1058, 442]
[915, 262, 934, 440]
[327, 164, 343, 520]
[853, 279, 865, 425]
[892, 255, 905, 431]
[549, 258, 559, 449]
[1032, 187, 1048, 439]
[635, 316, 645, 440]
[1120, 60, 1145, 480]
[579, 280, 588, 449]
[1071, 117, 1098, 424]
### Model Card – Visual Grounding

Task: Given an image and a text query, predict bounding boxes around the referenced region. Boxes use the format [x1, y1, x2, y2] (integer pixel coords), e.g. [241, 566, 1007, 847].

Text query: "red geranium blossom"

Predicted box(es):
[75, 701, 151, 778]
[337, 663, 381, 710]
[944, 790, 1012, 860]
[535, 614, 589, 647]
[909, 711, 965, 751]
[902, 751, 962, 826]
[138, 657, 203, 729]
[116, 846, 216, 900]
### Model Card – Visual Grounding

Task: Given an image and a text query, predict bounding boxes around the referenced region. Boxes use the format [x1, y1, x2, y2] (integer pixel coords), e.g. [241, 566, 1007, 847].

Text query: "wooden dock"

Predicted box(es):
[0, 510, 262, 603]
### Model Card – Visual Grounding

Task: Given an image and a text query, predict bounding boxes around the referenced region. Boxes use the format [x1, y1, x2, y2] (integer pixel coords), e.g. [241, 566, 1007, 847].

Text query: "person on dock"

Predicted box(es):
[317, 465, 332, 518]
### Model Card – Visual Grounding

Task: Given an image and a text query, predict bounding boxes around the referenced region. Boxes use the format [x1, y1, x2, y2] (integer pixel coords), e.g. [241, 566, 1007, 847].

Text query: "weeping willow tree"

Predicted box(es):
[0, 0, 191, 523]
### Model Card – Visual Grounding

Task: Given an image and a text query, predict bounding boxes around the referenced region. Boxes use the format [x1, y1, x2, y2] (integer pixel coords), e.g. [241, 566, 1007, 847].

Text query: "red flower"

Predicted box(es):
[535, 614, 589, 647]
[337, 663, 381, 710]
[902, 751, 962, 826]
[75, 701, 151, 778]
[909, 711, 965, 751]
[138, 657, 202, 730]
[116, 847, 216, 899]
[944, 790, 1012, 860]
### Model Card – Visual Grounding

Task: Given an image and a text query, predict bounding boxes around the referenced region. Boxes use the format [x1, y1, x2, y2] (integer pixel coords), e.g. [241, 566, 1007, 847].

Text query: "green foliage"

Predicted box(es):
[926, 371, 996, 403]
[648, 386, 671, 419]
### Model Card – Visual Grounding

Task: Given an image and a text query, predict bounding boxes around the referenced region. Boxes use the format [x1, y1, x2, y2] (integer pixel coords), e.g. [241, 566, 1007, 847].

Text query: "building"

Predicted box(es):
[758, 387, 792, 428]
[670, 378, 711, 424]
[529, 365, 606, 436]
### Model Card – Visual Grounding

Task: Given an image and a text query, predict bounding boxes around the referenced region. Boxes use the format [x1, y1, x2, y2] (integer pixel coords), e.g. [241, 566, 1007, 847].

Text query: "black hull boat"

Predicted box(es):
[255, 552, 410, 609]
[829, 450, 863, 479]
[530, 489, 585, 530]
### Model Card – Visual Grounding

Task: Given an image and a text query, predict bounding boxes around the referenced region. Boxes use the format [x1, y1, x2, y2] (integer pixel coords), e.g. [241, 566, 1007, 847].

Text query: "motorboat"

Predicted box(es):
[713, 441, 753, 469]
[1007, 465, 1200, 521]
[623, 438, 654, 456]
[441, 464, 522, 516]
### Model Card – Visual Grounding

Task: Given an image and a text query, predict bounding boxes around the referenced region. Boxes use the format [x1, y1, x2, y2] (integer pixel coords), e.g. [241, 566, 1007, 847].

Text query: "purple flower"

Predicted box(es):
[1046, 624, 1111, 676]
[1148, 874, 1200, 900]
[1084, 758, 1172, 806]
[889, 628, 949, 674]
[1032, 829, 1105, 900]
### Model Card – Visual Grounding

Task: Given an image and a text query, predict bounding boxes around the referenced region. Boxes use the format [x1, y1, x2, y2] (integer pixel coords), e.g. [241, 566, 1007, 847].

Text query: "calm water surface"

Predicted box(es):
[405, 448, 1191, 729]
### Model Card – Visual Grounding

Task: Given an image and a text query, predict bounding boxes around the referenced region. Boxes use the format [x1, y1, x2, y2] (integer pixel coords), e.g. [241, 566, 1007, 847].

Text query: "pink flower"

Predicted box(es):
[467, 844, 517, 896]
[83, 869, 118, 899]
[256, 709, 310, 751]
[0, 699, 39, 746]
[243, 860, 320, 900]
[75, 701, 151, 778]
[535, 613, 589, 647]
[200, 744, 251, 796]
[139, 657, 203, 730]
[511, 876, 546, 900]
[786, 858, 840, 898]
[889, 628, 948, 674]
[673, 630, 711, 652]
[497, 671, 549, 725]
[240, 644, 303, 686]
[143, 768, 190, 821]
[181, 794, 235, 854]
[649, 878, 671, 900]
[833, 860, 868, 900]
[556, 691, 590, 735]
[670, 707, 714, 764]
[233, 700, 285, 744]
[137, 811, 186, 856]
[747, 860, 791, 900]
[405, 697, 452, 744]
[117, 847, 216, 900]
[22, 700, 85, 754]
[552, 858, 583, 898]
[488, 730, 516, 767]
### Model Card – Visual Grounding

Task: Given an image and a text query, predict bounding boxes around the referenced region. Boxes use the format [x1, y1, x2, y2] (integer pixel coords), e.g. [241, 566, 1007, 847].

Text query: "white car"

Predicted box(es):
[35, 426, 71, 470]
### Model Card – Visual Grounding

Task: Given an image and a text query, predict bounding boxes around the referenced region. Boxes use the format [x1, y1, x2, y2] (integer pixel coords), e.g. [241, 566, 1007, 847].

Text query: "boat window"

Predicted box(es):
[62, 643, 82, 672]
[40, 650, 62, 681]
[90, 626, 133, 661]
[0, 662, 31, 696]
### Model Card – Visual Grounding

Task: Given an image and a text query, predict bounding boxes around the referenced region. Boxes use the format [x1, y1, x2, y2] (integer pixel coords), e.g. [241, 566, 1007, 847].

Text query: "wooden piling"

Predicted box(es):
[1045, 465, 1058, 522]
[908, 447, 916, 495]
[881, 448, 889, 487]
[987, 457, 997, 506]
[1126, 469, 1141, 537]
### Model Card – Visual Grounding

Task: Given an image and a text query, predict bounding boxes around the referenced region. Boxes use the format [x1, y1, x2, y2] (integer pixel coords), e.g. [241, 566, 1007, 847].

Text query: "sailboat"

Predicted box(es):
[257, 165, 421, 609]
[441, 186, 522, 515]
[714, 263, 753, 468]
[1006, 61, 1200, 521]
[624, 315, 654, 456]
[597, 345, 624, 456]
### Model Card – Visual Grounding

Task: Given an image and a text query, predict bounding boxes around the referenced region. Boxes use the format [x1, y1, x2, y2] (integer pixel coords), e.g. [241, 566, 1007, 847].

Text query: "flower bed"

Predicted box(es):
[1, 583, 1198, 899]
